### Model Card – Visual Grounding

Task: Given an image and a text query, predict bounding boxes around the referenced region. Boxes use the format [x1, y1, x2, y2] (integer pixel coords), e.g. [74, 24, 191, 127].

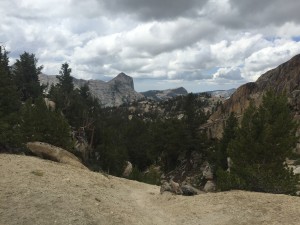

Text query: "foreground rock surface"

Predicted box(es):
[1, 154, 300, 225]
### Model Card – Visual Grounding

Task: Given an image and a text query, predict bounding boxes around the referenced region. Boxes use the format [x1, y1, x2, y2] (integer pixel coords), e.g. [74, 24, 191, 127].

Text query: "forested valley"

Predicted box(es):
[1, 47, 299, 195]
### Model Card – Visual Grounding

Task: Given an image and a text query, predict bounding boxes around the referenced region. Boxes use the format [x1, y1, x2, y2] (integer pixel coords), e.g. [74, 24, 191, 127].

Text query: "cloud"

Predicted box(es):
[228, 0, 300, 27]
[213, 67, 243, 80]
[242, 39, 300, 80]
[211, 33, 270, 66]
[102, 0, 208, 21]
[1, 0, 300, 92]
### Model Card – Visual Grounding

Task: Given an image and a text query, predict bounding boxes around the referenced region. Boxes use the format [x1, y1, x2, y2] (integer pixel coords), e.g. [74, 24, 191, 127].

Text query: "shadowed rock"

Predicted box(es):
[181, 184, 202, 196]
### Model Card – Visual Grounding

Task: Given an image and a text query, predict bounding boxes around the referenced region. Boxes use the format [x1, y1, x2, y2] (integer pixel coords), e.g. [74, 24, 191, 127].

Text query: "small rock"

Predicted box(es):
[203, 165, 213, 180]
[203, 180, 216, 192]
[181, 184, 200, 196]
[160, 181, 172, 194]
[122, 161, 133, 177]
[293, 166, 300, 175]
[170, 179, 182, 195]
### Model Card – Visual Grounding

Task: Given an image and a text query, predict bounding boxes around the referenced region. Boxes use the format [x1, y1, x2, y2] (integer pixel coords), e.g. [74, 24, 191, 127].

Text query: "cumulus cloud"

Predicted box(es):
[242, 39, 300, 80]
[213, 67, 243, 80]
[1, 0, 300, 92]
[228, 0, 300, 27]
[102, 0, 208, 21]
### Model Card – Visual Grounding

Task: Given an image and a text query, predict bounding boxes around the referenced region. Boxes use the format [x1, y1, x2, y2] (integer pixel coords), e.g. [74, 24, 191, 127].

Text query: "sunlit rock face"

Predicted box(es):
[204, 54, 300, 144]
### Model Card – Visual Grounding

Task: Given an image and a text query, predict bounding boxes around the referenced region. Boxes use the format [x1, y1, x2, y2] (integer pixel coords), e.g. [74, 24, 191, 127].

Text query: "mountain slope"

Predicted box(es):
[39, 73, 143, 107]
[206, 54, 300, 140]
[216, 54, 300, 117]
[1, 154, 300, 225]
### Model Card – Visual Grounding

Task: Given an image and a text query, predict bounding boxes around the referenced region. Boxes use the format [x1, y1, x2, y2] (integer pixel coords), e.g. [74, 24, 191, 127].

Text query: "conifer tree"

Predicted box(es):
[57, 62, 74, 94]
[0, 46, 20, 116]
[12, 52, 43, 101]
[228, 91, 299, 194]
[0, 46, 10, 74]
[52, 63, 74, 113]
[0, 47, 22, 149]
[217, 112, 238, 170]
[21, 97, 73, 150]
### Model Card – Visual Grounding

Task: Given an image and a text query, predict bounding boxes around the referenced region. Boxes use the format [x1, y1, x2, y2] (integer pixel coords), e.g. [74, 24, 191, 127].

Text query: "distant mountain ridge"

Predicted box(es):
[39, 73, 235, 107]
[39, 72, 143, 107]
[204, 89, 236, 98]
[141, 87, 188, 101]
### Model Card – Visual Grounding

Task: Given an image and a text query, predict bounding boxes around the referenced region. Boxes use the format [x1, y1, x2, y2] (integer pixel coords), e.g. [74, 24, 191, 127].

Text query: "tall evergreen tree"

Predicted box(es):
[228, 91, 299, 194]
[51, 62, 74, 113]
[12, 52, 43, 101]
[57, 62, 74, 94]
[0, 47, 22, 149]
[0, 46, 10, 74]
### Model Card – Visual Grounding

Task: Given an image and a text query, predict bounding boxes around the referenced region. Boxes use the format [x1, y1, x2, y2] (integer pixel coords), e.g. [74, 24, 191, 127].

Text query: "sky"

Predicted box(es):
[1, 0, 300, 92]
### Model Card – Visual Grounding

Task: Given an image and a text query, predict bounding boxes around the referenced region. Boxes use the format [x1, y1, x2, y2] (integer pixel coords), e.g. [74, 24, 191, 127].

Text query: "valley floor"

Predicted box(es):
[0, 154, 299, 225]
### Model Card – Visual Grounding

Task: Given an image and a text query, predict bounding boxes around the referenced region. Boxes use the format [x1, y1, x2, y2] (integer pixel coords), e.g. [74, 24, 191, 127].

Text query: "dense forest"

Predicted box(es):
[0, 47, 299, 194]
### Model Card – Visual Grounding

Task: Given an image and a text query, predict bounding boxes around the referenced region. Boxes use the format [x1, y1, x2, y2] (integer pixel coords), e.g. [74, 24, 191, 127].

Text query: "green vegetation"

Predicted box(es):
[0, 48, 71, 152]
[12, 52, 43, 101]
[1, 47, 299, 194]
[0, 46, 22, 149]
[20, 97, 73, 150]
[128, 166, 161, 185]
[217, 91, 299, 194]
[217, 112, 238, 170]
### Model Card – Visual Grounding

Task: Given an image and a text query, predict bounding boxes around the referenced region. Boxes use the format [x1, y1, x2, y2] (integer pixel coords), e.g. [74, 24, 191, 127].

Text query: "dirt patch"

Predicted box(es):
[0, 154, 300, 225]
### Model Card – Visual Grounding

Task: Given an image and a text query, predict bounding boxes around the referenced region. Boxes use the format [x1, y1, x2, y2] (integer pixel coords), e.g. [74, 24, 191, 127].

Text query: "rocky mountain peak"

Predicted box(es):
[39, 73, 142, 107]
[109, 72, 134, 89]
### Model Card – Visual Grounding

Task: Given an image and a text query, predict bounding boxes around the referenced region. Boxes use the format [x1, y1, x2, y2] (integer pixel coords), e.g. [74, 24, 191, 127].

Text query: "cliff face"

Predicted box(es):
[205, 54, 300, 143]
[87, 73, 143, 107]
[39, 72, 143, 107]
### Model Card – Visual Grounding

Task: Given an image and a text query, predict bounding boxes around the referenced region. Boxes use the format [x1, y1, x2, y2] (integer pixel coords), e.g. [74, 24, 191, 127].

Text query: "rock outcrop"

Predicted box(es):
[203, 54, 300, 142]
[26, 142, 88, 170]
[160, 180, 202, 196]
[181, 184, 202, 196]
[203, 181, 216, 192]
[160, 151, 215, 195]
[123, 161, 133, 177]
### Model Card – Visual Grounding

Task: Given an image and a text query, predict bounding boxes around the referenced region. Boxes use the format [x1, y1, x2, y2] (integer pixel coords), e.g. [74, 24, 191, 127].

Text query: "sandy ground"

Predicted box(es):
[0, 153, 300, 225]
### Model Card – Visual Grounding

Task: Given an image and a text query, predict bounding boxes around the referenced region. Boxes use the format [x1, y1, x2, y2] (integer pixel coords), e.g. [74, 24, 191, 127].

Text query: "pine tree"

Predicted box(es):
[228, 91, 299, 194]
[21, 97, 73, 150]
[0, 47, 20, 116]
[0, 46, 10, 74]
[57, 62, 74, 94]
[51, 62, 74, 113]
[0, 47, 22, 149]
[12, 52, 43, 101]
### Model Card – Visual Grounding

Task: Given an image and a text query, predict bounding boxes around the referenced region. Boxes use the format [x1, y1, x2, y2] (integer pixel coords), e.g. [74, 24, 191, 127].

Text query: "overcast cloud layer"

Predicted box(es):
[1, 0, 300, 92]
